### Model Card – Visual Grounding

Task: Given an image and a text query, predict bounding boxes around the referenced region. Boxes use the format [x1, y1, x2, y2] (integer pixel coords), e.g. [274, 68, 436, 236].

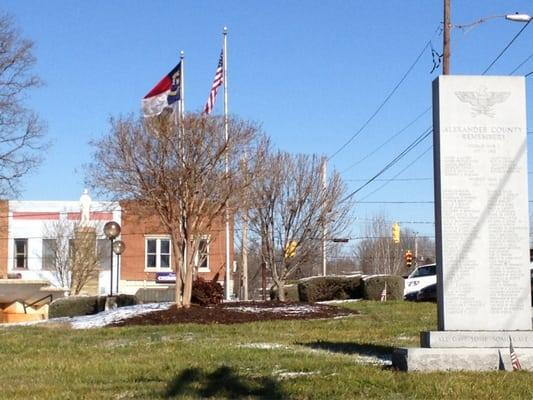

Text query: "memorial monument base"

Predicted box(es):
[393, 331, 533, 371]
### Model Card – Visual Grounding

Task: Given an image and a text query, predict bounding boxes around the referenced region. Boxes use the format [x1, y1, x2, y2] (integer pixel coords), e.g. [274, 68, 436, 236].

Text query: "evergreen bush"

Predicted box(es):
[363, 275, 404, 300]
[49, 294, 138, 318]
[270, 284, 300, 301]
[297, 276, 363, 302]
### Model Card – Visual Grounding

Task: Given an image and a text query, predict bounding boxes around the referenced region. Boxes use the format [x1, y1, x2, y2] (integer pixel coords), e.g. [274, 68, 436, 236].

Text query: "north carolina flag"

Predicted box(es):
[142, 61, 181, 117]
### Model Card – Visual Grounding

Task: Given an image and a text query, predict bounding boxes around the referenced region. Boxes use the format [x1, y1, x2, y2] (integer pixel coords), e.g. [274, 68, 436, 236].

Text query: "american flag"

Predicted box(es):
[510, 337, 522, 371]
[380, 282, 387, 302]
[204, 50, 224, 115]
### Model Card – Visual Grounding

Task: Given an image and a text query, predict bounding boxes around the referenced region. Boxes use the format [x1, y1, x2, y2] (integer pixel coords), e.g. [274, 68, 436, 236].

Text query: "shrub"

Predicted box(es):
[49, 296, 100, 318]
[298, 276, 363, 302]
[363, 275, 404, 300]
[191, 278, 224, 306]
[135, 287, 176, 303]
[115, 294, 139, 308]
[49, 294, 138, 318]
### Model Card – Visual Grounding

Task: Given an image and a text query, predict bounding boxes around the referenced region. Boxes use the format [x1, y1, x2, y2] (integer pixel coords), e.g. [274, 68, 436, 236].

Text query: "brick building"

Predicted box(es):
[0, 192, 233, 297]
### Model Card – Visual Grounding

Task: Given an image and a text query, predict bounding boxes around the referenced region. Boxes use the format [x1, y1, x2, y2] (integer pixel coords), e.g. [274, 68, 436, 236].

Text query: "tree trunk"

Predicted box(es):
[172, 238, 184, 307]
[273, 278, 286, 301]
[182, 240, 194, 308]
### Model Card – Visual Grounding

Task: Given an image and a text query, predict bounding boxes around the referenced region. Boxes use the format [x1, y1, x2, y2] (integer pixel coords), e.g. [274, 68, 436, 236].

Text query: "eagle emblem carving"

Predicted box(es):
[455, 86, 510, 117]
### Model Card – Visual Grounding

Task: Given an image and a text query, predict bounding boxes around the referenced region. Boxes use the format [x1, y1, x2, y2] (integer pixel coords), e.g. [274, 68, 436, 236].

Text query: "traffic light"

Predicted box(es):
[284, 240, 297, 259]
[392, 223, 400, 244]
[404, 250, 413, 268]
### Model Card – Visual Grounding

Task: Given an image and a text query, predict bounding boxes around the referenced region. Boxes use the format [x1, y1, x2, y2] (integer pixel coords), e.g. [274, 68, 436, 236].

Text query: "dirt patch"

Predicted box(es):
[112, 301, 357, 327]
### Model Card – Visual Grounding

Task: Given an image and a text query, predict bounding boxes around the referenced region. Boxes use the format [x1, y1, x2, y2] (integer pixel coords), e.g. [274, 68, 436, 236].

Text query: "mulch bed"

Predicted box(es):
[112, 301, 358, 327]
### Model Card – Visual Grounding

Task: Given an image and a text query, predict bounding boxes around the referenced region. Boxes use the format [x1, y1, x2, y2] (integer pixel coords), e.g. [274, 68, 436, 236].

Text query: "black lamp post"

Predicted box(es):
[112, 240, 126, 294]
[104, 221, 121, 296]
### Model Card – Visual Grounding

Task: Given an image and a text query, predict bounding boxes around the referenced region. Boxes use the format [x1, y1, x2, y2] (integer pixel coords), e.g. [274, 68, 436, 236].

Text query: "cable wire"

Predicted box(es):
[328, 40, 433, 161]
[340, 127, 432, 203]
[482, 19, 531, 75]
[509, 51, 533, 75]
[341, 106, 431, 173]
[357, 144, 433, 202]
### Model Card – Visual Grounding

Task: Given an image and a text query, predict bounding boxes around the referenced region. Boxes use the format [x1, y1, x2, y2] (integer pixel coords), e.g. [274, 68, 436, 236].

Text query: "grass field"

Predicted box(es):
[1, 301, 532, 399]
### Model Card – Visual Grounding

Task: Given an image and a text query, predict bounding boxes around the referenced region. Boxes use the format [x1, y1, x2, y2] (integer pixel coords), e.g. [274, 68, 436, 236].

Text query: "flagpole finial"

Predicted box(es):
[223, 26, 228, 35]
[180, 50, 184, 60]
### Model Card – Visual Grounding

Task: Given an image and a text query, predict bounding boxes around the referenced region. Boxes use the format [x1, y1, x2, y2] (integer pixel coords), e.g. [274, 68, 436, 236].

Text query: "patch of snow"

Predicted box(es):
[239, 342, 289, 350]
[239, 342, 391, 367]
[69, 302, 173, 329]
[317, 299, 362, 305]
[354, 354, 391, 366]
[395, 335, 414, 342]
[232, 305, 319, 314]
[276, 371, 320, 380]
[1, 302, 173, 329]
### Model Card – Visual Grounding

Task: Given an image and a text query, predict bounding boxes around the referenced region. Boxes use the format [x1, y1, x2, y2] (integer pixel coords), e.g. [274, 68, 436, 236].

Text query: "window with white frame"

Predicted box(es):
[14, 238, 28, 269]
[145, 237, 171, 270]
[196, 236, 210, 271]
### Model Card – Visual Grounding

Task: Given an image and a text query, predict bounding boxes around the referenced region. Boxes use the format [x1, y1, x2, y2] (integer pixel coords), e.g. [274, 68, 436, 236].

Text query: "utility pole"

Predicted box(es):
[241, 210, 249, 301]
[443, 0, 451, 75]
[321, 157, 327, 276]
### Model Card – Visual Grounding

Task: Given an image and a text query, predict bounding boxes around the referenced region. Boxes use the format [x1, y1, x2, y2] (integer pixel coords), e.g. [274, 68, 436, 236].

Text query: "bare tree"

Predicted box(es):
[248, 151, 352, 301]
[43, 220, 104, 295]
[87, 113, 266, 307]
[0, 13, 46, 196]
[354, 215, 435, 275]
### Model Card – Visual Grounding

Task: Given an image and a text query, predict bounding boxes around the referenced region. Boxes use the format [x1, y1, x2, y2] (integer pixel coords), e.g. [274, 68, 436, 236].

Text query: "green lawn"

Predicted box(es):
[1, 301, 532, 399]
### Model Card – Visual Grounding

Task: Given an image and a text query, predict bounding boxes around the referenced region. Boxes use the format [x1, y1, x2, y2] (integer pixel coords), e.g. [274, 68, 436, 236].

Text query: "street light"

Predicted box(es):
[104, 221, 121, 296]
[506, 14, 532, 23]
[112, 240, 126, 294]
[442, 0, 532, 74]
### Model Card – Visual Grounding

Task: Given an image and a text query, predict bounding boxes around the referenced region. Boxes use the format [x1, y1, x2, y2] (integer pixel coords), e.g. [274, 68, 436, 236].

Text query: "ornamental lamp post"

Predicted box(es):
[112, 240, 126, 294]
[104, 221, 121, 296]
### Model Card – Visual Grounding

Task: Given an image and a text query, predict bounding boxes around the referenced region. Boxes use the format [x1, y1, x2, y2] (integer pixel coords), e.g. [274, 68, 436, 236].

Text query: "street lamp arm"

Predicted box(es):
[455, 13, 532, 31]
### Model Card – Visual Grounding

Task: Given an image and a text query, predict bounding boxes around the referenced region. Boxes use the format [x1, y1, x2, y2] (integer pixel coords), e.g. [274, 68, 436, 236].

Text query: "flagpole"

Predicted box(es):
[179, 50, 187, 302]
[180, 50, 185, 121]
[223, 26, 231, 301]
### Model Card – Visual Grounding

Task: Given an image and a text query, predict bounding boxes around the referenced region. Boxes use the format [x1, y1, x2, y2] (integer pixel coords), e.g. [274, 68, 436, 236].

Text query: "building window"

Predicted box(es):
[42, 239, 56, 270]
[145, 237, 171, 270]
[196, 237, 210, 271]
[14, 239, 28, 269]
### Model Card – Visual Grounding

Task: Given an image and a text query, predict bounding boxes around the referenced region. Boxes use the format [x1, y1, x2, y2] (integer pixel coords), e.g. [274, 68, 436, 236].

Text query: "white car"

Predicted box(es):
[404, 264, 436, 297]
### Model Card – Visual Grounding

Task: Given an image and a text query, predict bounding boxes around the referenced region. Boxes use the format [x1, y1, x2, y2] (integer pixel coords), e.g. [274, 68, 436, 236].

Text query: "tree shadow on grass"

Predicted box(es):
[300, 341, 394, 364]
[164, 365, 284, 399]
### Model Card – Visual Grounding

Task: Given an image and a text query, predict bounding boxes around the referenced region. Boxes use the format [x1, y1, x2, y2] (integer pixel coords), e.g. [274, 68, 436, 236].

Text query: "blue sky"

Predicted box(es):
[2, 0, 533, 240]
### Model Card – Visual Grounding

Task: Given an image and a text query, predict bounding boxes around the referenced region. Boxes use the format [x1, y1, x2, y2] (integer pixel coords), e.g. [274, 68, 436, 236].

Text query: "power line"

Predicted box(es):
[328, 38, 434, 161]
[509, 51, 533, 75]
[357, 145, 433, 202]
[346, 177, 432, 182]
[340, 126, 432, 203]
[341, 106, 431, 173]
[356, 201, 434, 204]
[482, 19, 531, 75]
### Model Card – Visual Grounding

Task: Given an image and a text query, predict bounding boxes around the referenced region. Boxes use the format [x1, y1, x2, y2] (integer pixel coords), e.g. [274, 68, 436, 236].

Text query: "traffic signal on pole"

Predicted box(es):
[392, 223, 400, 244]
[404, 250, 413, 268]
[284, 240, 297, 259]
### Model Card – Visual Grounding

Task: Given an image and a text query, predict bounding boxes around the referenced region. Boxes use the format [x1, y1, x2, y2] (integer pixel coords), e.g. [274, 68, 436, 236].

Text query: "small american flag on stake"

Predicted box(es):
[510, 337, 522, 371]
[380, 282, 387, 302]
[204, 50, 224, 114]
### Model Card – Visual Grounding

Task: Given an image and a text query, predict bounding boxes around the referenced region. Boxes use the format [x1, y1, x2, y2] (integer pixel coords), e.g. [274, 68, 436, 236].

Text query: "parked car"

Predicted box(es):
[403, 263, 436, 298]
[416, 283, 437, 302]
